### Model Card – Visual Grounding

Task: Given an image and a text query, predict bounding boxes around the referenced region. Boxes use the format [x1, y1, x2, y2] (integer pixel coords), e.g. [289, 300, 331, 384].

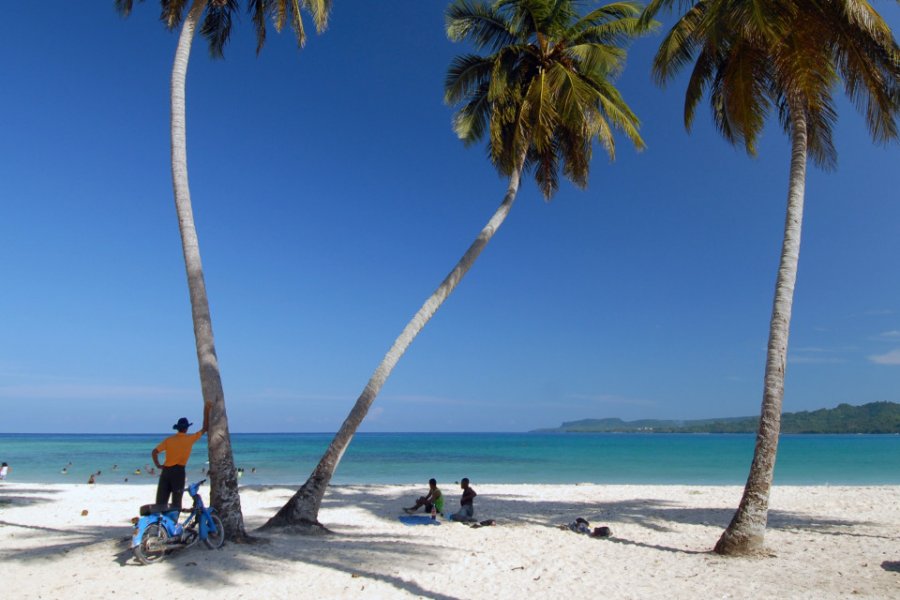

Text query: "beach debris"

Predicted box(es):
[468, 519, 496, 528]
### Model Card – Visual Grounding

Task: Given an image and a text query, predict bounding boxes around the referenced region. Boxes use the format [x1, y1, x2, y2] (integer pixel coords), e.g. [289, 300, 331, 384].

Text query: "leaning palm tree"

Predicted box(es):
[641, 0, 899, 555]
[115, 0, 331, 541]
[263, 0, 650, 531]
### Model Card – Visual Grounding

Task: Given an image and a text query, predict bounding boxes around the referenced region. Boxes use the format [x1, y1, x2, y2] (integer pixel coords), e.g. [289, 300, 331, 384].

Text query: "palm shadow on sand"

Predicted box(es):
[3, 484, 884, 599]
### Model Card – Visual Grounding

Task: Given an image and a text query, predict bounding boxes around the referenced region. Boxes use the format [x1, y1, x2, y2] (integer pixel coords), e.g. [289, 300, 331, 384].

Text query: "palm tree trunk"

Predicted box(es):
[261, 158, 528, 531]
[714, 104, 808, 556]
[170, 0, 248, 541]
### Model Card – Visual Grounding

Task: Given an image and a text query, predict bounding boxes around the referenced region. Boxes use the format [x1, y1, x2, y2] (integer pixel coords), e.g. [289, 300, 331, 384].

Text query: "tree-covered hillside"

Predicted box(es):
[535, 402, 900, 434]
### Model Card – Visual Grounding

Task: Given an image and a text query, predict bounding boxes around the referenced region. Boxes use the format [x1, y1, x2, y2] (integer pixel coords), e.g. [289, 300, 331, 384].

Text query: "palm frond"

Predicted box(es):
[446, 0, 518, 50]
[445, 54, 497, 105]
[248, 0, 268, 53]
[200, 0, 238, 59]
[305, 0, 332, 32]
[651, 4, 705, 85]
[839, 0, 889, 45]
[558, 127, 593, 188]
[567, 42, 626, 76]
[825, 2, 900, 143]
[289, 0, 308, 48]
[719, 39, 771, 154]
[567, 17, 655, 50]
[592, 109, 617, 160]
[683, 45, 717, 130]
[453, 83, 493, 145]
[522, 70, 558, 156]
[160, 0, 190, 31]
[574, 1, 643, 29]
[531, 137, 561, 198]
[591, 77, 645, 151]
[639, 0, 695, 27]
[114, 0, 139, 18]
[248, 0, 332, 52]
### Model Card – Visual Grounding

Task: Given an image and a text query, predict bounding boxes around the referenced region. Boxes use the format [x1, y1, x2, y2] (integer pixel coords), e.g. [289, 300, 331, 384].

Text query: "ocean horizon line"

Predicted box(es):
[2, 431, 899, 436]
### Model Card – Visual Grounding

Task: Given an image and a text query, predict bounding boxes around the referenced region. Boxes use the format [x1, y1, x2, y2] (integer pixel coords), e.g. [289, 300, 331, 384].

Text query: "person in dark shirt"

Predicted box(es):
[449, 478, 477, 522]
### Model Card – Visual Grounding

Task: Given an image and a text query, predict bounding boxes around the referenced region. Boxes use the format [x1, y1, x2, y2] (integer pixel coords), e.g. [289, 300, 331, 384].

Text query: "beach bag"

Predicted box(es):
[593, 526, 612, 538]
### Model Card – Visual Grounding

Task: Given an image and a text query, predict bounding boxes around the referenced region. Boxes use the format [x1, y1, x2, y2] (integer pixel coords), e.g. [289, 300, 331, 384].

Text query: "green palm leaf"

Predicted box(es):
[446, 0, 648, 198]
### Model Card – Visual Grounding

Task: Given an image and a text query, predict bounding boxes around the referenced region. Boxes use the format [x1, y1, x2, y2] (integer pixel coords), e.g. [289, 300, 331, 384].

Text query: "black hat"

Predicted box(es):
[173, 417, 193, 431]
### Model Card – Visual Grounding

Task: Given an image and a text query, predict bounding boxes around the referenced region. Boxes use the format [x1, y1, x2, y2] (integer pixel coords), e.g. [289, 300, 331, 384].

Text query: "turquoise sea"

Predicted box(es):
[0, 433, 898, 486]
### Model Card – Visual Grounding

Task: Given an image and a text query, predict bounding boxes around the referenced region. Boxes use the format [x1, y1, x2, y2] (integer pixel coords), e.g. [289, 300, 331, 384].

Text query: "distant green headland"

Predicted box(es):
[534, 401, 900, 434]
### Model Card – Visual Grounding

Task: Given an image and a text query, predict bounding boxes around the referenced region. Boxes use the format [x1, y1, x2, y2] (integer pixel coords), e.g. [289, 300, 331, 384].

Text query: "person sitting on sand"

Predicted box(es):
[151, 404, 209, 510]
[449, 478, 477, 522]
[404, 478, 444, 515]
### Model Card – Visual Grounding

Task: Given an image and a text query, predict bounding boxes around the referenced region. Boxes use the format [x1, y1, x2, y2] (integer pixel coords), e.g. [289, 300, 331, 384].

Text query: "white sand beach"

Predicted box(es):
[1, 482, 898, 599]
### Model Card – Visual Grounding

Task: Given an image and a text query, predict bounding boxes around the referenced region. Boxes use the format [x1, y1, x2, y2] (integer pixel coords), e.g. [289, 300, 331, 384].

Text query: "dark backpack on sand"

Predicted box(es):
[593, 526, 612, 538]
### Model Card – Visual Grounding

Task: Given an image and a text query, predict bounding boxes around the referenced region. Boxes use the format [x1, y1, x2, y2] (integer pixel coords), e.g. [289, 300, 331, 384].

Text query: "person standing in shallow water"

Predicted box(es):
[152, 404, 209, 509]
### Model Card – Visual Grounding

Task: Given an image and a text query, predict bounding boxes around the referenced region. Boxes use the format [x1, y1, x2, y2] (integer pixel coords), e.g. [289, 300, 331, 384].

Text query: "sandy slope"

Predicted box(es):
[1, 482, 898, 599]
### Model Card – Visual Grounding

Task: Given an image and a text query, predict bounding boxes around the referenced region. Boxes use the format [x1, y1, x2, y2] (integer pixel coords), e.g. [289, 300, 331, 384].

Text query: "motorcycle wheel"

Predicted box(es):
[134, 523, 168, 565]
[203, 513, 226, 549]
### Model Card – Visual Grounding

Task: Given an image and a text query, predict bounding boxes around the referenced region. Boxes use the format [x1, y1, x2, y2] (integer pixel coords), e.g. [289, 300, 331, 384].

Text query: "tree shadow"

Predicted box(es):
[316, 486, 877, 556]
[242, 533, 462, 600]
[7, 483, 884, 598]
[0, 520, 126, 563]
[607, 536, 709, 555]
[101, 522, 462, 597]
[0, 487, 63, 495]
[247, 484, 875, 534]
[0, 519, 92, 536]
[0, 489, 60, 509]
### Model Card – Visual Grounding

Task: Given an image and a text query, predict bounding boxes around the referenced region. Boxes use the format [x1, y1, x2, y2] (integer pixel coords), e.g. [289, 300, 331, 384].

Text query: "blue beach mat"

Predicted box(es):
[398, 515, 441, 526]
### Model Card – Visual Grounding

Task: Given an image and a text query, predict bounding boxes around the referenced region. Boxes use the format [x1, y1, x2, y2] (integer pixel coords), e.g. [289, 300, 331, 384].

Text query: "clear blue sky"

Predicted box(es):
[1, 2, 898, 433]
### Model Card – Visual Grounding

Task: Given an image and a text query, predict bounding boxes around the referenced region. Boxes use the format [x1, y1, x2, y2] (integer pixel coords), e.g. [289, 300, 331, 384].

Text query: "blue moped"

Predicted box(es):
[132, 479, 225, 565]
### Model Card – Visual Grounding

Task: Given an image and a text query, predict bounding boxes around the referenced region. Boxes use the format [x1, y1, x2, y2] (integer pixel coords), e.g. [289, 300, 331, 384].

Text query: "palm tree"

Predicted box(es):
[115, 0, 331, 541]
[263, 0, 649, 531]
[641, 0, 899, 555]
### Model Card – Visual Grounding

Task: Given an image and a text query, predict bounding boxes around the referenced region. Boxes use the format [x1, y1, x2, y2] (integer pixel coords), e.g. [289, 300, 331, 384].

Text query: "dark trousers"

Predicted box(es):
[410, 497, 435, 512]
[156, 465, 186, 508]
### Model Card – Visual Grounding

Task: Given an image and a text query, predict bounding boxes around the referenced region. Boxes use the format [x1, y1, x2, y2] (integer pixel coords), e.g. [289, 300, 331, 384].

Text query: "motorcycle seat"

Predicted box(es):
[139, 503, 178, 516]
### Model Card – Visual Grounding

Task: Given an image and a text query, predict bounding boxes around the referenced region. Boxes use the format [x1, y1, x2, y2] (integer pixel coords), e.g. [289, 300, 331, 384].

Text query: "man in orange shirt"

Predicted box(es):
[152, 404, 210, 509]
